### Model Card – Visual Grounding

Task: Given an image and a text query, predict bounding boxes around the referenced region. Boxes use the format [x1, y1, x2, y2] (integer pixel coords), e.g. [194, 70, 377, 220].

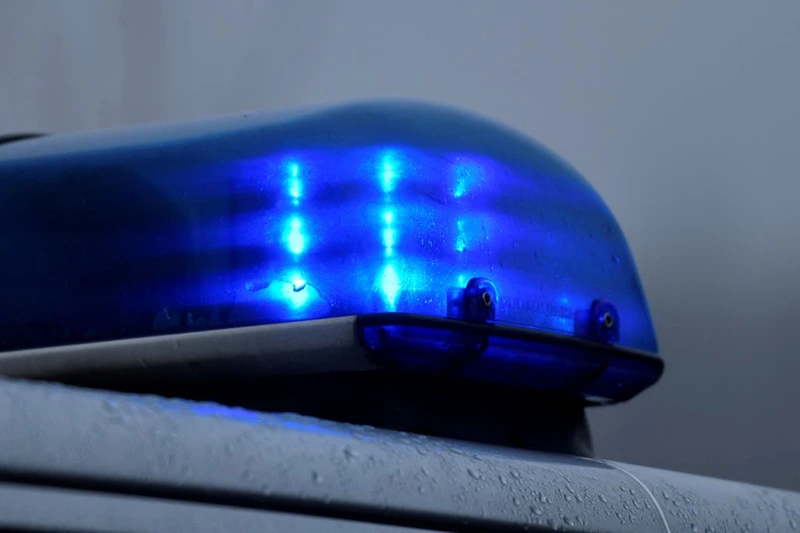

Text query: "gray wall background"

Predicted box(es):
[1, 0, 798, 490]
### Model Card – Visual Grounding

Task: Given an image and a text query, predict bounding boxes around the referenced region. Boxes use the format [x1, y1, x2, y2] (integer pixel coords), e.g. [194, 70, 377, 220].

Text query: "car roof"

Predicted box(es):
[1, 377, 798, 532]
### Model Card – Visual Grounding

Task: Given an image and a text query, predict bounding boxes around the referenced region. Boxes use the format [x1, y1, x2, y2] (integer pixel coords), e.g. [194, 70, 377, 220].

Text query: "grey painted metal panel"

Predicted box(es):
[0, 377, 664, 532]
[621, 463, 800, 533]
[0, 317, 372, 379]
[0, 482, 442, 533]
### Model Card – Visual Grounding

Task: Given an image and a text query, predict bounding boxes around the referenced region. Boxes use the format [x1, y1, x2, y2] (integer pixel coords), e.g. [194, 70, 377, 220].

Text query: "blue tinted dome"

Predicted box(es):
[0, 101, 659, 399]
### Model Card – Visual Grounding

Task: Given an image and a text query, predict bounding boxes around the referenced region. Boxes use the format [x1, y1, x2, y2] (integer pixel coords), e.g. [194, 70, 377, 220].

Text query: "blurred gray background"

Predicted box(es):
[1, 0, 798, 490]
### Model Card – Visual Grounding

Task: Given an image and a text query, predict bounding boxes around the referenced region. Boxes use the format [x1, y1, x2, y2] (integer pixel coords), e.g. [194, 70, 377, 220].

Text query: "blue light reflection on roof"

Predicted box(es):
[162, 399, 352, 438]
[127, 395, 407, 445]
[0, 100, 658, 358]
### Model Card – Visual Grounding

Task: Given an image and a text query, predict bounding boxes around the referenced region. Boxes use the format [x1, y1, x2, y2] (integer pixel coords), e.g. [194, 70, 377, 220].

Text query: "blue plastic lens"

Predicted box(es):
[0, 101, 660, 400]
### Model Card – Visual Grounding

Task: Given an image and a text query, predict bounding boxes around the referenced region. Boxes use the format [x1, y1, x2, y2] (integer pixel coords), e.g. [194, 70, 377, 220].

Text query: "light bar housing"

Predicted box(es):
[0, 101, 661, 402]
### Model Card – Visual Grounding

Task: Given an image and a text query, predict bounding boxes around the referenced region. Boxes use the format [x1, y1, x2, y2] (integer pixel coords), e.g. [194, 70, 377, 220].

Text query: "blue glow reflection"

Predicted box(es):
[180, 402, 350, 438]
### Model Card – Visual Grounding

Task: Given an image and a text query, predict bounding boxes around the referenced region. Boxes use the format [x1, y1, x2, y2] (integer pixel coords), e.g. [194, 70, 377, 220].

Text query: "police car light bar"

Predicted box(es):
[0, 101, 662, 403]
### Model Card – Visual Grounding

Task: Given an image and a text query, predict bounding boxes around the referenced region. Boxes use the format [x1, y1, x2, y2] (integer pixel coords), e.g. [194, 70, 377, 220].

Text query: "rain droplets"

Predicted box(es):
[467, 468, 483, 480]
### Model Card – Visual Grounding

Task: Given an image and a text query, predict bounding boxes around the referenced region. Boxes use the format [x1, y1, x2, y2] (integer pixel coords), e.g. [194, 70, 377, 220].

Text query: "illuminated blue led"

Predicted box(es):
[382, 228, 396, 255]
[455, 219, 467, 252]
[381, 209, 396, 256]
[453, 160, 483, 198]
[454, 179, 467, 198]
[379, 264, 401, 309]
[282, 273, 309, 308]
[288, 176, 301, 197]
[291, 277, 307, 292]
[286, 217, 306, 255]
[380, 151, 398, 193]
[285, 162, 303, 206]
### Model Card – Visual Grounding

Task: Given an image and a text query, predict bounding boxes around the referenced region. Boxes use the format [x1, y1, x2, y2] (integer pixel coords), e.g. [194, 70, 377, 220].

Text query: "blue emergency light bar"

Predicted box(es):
[0, 101, 661, 402]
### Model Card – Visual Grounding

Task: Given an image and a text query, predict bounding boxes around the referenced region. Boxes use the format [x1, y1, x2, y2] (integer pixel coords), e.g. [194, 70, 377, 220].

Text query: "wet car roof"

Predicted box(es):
[1, 377, 798, 532]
